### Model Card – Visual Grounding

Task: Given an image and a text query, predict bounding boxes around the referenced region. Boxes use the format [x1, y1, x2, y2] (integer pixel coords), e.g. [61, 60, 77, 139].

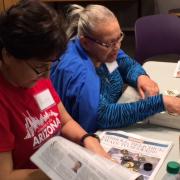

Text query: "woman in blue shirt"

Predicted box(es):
[51, 4, 180, 133]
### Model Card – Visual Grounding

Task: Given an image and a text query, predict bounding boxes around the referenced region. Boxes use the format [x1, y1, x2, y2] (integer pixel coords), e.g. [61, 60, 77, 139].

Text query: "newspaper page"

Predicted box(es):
[31, 136, 143, 180]
[99, 131, 172, 180]
[173, 60, 180, 78]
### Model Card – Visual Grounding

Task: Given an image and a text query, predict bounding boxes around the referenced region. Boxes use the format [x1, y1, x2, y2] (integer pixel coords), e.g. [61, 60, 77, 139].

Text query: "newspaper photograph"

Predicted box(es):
[31, 136, 143, 180]
[99, 131, 172, 180]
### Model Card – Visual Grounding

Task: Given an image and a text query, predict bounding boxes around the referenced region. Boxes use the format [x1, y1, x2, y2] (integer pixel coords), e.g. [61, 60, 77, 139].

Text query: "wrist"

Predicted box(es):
[80, 133, 100, 146]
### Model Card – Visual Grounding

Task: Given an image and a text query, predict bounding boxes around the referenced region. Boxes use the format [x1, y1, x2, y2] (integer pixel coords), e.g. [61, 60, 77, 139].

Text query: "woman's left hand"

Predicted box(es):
[59, 102, 111, 160]
[137, 75, 159, 99]
[83, 136, 111, 159]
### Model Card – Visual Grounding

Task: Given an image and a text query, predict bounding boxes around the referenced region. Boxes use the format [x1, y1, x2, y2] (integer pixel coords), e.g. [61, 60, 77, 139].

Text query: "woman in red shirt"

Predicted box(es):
[0, 0, 109, 179]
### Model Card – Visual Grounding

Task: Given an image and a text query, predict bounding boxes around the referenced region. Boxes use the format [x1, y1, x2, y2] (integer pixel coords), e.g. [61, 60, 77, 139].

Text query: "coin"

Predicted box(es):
[127, 161, 135, 168]
[123, 156, 133, 161]
[134, 161, 141, 168]
[133, 167, 139, 172]
[121, 149, 129, 155]
[138, 157, 145, 162]
[123, 161, 135, 168]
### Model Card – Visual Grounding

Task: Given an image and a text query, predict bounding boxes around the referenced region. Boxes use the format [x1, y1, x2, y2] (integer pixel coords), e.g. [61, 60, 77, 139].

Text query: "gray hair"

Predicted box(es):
[66, 4, 117, 40]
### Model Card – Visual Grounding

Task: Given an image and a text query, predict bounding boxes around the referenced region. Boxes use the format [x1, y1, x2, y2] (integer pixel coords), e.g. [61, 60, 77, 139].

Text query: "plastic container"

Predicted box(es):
[162, 161, 180, 180]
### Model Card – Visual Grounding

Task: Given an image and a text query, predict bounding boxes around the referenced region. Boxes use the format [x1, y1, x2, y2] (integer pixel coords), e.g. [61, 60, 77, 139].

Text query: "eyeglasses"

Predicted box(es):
[25, 61, 51, 75]
[84, 32, 124, 49]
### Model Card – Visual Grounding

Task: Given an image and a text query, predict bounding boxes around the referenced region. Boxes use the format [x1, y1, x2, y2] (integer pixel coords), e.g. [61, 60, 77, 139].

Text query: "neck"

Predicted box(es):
[93, 60, 101, 68]
[88, 55, 102, 68]
[81, 45, 102, 68]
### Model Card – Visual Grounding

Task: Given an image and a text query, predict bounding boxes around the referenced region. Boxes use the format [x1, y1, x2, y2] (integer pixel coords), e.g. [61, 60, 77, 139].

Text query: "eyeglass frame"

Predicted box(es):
[24, 61, 52, 75]
[84, 31, 124, 49]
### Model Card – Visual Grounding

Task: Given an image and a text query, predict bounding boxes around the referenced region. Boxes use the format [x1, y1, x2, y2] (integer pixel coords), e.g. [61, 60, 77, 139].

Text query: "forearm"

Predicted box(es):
[61, 119, 87, 144]
[117, 56, 147, 87]
[61, 119, 110, 159]
[126, 64, 147, 87]
[59, 102, 109, 158]
[97, 94, 164, 129]
[1, 168, 49, 180]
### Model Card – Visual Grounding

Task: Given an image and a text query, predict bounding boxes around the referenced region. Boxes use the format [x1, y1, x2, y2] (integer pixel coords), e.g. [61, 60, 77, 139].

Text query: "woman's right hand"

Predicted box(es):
[163, 95, 180, 114]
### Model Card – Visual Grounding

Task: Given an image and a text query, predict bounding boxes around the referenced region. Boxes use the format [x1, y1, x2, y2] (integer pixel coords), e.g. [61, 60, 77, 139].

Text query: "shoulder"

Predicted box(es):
[59, 40, 89, 73]
[61, 38, 91, 63]
[32, 78, 58, 96]
[117, 49, 130, 59]
[116, 49, 138, 66]
[52, 41, 95, 81]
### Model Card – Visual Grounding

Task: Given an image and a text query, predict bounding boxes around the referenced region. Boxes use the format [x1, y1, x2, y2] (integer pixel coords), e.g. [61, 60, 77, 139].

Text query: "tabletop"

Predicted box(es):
[143, 61, 180, 94]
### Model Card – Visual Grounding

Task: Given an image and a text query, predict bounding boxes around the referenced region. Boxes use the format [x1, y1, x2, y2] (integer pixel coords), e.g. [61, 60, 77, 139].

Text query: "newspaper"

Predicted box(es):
[173, 60, 180, 78]
[30, 136, 143, 180]
[118, 86, 180, 129]
[99, 131, 172, 180]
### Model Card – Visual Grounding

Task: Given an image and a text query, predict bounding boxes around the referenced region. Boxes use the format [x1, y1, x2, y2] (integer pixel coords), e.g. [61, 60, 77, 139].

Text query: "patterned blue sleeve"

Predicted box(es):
[97, 94, 165, 129]
[97, 50, 165, 129]
[117, 51, 147, 87]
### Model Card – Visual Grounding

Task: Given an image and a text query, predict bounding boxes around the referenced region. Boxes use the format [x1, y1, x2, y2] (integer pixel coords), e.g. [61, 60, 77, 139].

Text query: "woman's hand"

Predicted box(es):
[58, 102, 111, 159]
[163, 95, 180, 114]
[137, 75, 159, 99]
[82, 136, 111, 159]
[0, 151, 49, 180]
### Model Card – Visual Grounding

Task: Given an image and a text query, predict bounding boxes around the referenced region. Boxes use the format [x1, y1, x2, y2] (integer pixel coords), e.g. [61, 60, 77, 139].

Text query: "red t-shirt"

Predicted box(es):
[0, 74, 62, 169]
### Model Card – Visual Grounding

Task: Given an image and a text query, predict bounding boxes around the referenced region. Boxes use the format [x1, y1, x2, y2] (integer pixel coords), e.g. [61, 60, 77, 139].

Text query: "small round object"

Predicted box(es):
[123, 162, 131, 168]
[127, 161, 135, 168]
[138, 157, 145, 162]
[143, 163, 153, 171]
[166, 161, 180, 174]
[133, 167, 139, 172]
[128, 167, 134, 171]
[123, 161, 135, 168]
[121, 149, 129, 155]
[123, 155, 133, 161]
[134, 161, 141, 168]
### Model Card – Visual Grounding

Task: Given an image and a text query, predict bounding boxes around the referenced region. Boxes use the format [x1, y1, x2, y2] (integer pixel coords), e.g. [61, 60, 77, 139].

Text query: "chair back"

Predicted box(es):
[135, 14, 180, 64]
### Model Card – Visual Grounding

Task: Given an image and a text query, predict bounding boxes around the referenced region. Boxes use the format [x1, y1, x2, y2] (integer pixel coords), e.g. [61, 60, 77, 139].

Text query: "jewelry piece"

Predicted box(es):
[80, 133, 100, 146]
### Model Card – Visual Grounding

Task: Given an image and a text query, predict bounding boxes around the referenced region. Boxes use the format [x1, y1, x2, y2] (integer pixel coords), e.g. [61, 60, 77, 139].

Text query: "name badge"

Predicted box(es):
[106, 61, 118, 73]
[34, 89, 55, 111]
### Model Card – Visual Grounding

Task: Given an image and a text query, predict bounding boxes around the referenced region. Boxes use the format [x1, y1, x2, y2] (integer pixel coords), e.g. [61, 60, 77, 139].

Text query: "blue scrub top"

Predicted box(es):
[51, 38, 101, 132]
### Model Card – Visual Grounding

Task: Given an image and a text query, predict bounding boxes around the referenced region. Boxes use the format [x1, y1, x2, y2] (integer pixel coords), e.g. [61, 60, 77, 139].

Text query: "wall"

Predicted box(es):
[154, 0, 180, 14]
[0, 0, 21, 12]
[0, 0, 4, 12]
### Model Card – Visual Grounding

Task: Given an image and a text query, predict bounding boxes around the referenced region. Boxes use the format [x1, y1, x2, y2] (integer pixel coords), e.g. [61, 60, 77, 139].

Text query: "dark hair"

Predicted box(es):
[0, 0, 67, 60]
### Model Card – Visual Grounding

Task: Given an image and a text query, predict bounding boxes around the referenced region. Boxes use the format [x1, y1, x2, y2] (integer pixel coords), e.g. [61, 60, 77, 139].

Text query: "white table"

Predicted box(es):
[119, 61, 180, 179]
[143, 61, 180, 94]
